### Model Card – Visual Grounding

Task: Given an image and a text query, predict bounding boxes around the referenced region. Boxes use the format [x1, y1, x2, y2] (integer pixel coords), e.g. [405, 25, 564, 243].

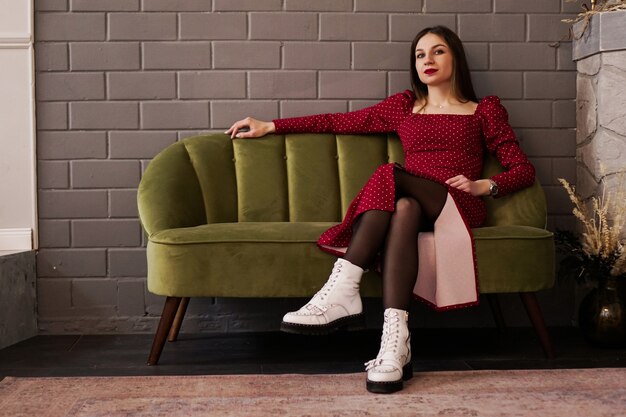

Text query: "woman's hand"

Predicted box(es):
[225, 117, 275, 139]
[445, 176, 491, 197]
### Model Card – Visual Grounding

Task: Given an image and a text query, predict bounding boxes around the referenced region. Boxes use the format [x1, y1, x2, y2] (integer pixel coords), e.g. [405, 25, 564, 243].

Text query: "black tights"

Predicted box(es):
[344, 167, 448, 311]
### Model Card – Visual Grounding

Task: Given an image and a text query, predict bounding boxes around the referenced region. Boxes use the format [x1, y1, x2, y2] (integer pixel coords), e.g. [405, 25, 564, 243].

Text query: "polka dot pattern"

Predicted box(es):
[274, 90, 536, 250]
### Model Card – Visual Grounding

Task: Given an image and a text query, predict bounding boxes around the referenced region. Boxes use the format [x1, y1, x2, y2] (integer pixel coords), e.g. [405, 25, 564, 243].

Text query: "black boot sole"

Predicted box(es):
[366, 363, 413, 394]
[279, 313, 366, 335]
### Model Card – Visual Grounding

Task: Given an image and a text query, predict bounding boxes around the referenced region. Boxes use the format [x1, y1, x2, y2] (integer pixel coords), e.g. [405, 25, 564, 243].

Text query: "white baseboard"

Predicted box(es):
[0, 228, 32, 251]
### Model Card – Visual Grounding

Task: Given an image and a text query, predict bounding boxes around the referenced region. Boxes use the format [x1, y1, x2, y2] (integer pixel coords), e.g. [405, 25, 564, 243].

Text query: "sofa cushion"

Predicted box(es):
[147, 222, 554, 298]
[473, 226, 555, 293]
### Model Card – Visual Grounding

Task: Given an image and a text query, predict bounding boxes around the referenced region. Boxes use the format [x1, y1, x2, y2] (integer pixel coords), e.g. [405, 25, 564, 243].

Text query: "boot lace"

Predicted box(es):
[309, 261, 343, 304]
[364, 310, 403, 371]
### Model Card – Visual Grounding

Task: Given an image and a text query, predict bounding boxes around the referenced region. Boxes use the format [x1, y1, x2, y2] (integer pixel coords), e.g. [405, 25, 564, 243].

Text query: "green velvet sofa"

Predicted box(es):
[138, 132, 556, 365]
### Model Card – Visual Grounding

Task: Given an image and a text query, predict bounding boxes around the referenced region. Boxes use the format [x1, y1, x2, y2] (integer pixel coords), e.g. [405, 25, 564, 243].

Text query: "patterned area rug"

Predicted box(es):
[1, 368, 625, 416]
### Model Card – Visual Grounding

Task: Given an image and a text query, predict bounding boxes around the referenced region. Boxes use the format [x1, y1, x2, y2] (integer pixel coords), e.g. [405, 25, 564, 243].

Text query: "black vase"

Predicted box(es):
[578, 277, 626, 347]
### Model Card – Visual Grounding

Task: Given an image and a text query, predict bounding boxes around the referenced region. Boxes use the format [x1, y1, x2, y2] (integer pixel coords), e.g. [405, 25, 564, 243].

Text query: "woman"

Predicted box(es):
[226, 26, 535, 394]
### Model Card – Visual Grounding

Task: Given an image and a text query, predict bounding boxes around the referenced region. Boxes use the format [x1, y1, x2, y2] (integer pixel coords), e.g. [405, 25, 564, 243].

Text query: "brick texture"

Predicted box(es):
[37, 72, 105, 101]
[37, 249, 107, 277]
[72, 220, 141, 247]
[71, 0, 139, 11]
[38, 161, 69, 189]
[214, 0, 282, 11]
[36, 102, 68, 130]
[353, 42, 409, 70]
[72, 279, 117, 306]
[472, 71, 523, 99]
[495, 0, 560, 13]
[320, 13, 388, 41]
[142, 0, 212, 11]
[34, 5, 577, 333]
[491, 43, 556, 70]
[38, 220, 71, 248]
[143, 42, 212, 70]
[108, 249, 147, 277]
[287, 0, 353, 11]
[356, 0, 422, 12]
[388, 72, 411, 95]
[107, 72, 176, 100]
[117, 280, 146, 316]
[283, 42, 351, 70]
[180, 13, 247, 40]
[109, 131, 177, 159]
[109, 189, 140, 217]
[35, 43, 68, 71]
[319, 71, 387, 99]
[528, 14, 574, 42]
[213, 42, 280, 69]
[424, 0, 492, 13]
[70, 43, 140, 71]
[248, 71, 317, 99]
[250, 13, 318, 40]
[524, 72, 576, 99]
[390, 14, 457, 42]
[35, 12, 105, 41]
[141, 102, 209, 129]
[459, 14, 525, 42]
[108, 13, 177, 41]
[70, 102, 139, 129]
[71, 160, 141, 188]
[36, 0, 68, 12]
[38, 131, 107, 160]
[178, 71, 247, 99]
[38, 190, 108, 219]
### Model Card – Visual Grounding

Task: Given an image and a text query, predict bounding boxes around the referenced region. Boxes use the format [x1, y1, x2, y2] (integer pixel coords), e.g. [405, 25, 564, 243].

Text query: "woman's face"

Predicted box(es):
[414, 33, 454, 86]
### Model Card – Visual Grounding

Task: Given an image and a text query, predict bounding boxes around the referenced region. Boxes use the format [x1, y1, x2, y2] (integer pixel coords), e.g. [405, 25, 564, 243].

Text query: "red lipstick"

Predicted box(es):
[424, 68, 438, 75]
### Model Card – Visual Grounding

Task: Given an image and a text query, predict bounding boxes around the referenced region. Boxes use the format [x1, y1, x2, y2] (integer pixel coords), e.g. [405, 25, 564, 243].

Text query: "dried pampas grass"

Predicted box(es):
[558, 174, 626, 277]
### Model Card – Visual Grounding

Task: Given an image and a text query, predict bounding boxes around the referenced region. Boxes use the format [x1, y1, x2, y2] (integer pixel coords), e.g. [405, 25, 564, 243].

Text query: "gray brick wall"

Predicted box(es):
[35, 0, 579, 334]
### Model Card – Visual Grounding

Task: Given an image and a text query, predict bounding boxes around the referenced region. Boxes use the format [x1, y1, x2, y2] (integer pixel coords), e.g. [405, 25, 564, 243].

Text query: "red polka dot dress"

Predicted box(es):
[273, 90, 535, 311]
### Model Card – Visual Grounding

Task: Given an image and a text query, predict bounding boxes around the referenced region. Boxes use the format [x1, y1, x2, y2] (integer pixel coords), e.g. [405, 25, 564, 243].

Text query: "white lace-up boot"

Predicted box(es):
[280, 258, 364, 335]
[365, 307, 412, 394]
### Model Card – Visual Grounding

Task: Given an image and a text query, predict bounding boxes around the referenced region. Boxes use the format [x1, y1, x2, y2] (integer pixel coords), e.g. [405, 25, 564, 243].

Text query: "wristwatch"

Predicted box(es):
[488, 179, 499, 197]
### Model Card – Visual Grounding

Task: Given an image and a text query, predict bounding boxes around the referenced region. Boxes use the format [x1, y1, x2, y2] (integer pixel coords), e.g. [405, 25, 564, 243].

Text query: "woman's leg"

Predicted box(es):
[382, 168, 448, 310]
[345, 168, 447, 277]
[381, 197, 422, 310]
[367, 170, 447, 394]
[344, 210, 391, 269]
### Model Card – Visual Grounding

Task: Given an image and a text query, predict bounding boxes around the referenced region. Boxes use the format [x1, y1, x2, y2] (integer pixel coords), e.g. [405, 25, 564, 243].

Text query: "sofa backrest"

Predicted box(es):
[138, 132, 547, 235]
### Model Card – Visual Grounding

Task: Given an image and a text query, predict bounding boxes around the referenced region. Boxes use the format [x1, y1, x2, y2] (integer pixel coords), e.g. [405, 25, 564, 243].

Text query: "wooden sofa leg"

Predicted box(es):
[519, 292, 556, 359]
[486, 294, 506, 333]
[168, 297, 190, 342]
[147, 296, 182, 366]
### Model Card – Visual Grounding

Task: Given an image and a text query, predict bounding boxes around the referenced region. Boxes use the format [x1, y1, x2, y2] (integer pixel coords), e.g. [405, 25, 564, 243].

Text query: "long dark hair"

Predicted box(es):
[410, 26, 478, 112]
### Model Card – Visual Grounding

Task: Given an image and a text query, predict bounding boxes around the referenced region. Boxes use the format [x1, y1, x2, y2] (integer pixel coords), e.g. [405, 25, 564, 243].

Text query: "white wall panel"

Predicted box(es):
[0, 0, 31, 40]
[0, 1, 36, 250]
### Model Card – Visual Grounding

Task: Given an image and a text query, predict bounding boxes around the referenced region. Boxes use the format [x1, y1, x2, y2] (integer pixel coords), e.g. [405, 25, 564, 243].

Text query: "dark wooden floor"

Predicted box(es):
[0, 327, 624, 379]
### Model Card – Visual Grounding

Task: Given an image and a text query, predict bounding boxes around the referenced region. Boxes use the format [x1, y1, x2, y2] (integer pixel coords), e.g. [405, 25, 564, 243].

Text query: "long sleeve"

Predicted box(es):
[479, 96, 536, 197]
[273, 90, 413, 135]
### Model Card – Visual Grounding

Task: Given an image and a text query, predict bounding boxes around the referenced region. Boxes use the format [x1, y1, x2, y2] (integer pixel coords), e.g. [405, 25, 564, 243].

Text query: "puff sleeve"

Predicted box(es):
[273, 90, 413, 135]
[479, 96, 536, 197]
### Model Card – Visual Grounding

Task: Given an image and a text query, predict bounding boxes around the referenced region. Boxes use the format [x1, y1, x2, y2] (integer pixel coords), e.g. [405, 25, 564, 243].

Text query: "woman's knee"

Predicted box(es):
[394, 197, 421, 217]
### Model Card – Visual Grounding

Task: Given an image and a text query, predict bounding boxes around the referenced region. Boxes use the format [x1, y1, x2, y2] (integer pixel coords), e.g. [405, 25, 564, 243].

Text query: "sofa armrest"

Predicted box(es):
[138, 141, 207, 237]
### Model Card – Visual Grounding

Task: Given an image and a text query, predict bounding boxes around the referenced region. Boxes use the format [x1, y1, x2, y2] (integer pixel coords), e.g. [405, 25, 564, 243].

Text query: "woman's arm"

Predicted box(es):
[226, 91, 413, 139]
[479, 96, 535, 198]
[445, 96, 535, 198]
